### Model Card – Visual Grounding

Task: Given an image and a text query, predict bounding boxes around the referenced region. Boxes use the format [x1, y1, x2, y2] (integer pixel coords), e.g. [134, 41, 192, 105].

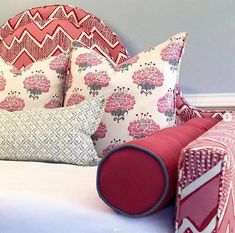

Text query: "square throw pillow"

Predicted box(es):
[0, 97, 105, 166]
[0, 52, 69, 111]
[64, 32, 188, 156]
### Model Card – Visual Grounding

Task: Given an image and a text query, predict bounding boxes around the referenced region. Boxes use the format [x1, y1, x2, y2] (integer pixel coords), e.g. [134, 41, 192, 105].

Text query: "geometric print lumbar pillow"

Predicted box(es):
[64, 32, 188, 156]
[0, 97, 105, 166]
[0, 52, 69, 112]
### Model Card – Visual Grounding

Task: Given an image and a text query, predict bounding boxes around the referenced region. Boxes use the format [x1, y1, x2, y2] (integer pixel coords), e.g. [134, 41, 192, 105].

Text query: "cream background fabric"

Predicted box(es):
[0, 53, 68, 111]
[64, 33, 187, 156]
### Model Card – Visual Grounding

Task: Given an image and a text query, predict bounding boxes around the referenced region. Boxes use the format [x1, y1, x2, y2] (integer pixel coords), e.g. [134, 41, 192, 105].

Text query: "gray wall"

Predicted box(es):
[0, 0, 234, 94]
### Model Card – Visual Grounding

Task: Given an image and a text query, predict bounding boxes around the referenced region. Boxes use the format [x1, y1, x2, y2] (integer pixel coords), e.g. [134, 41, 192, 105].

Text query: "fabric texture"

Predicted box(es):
[0, 5, 128, 68]
[0, 53, 69, 111]
[64, 32, 188, 156]
[97, 118, 220, 216]
[0, 97, 105, 166]
[176, 113, 235, 233]
[175, 85, 224, 125]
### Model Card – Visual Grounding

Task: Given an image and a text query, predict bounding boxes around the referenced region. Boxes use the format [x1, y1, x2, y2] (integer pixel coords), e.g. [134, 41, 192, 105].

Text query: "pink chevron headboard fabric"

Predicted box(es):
[175, 87, 224, 125]
[0, 4, 128, 69]
[176, 114, 235, 232]
[174, 84, 225, 124]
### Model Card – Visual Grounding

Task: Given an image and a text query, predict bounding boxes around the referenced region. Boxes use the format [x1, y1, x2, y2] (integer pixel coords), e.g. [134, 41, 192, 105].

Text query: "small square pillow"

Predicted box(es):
[0, 97, 105, 166]
[64, 32, 188, 156]
[0, 52, 69, 111]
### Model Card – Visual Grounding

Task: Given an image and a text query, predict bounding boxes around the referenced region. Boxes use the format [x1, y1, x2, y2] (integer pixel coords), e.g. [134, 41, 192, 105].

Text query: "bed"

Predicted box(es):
[0, 5, 175, 232]
[0, 4, 233, 233]
[0, 161, 174, 233]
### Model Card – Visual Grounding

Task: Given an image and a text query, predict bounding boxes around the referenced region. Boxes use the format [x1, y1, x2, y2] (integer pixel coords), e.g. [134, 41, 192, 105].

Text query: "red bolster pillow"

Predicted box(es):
[97, 118, 220, 217]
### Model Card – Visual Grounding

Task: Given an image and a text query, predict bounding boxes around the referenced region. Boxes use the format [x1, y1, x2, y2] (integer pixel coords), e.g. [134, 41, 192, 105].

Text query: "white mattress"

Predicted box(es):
[0, 161, 174, 233]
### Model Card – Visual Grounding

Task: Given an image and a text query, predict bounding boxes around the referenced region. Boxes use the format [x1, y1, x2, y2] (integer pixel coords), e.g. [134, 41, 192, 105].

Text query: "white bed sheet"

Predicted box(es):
[0, 161, 174, 233]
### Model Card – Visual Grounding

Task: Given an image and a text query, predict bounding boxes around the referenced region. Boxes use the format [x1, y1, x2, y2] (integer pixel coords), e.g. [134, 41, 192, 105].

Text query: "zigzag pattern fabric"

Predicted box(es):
[175, 86, 224, 125]
[176, 115, 235, 233]
[0, 5, 128, 69]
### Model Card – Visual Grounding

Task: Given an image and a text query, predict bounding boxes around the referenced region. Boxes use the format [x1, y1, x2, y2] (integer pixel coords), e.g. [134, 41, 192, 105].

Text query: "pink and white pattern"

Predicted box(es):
[102, 139, 126, 156]
[175, 114, 235, 233]
[157, 90, 175, 123]
[50, 53, 69, 80]
[105, 87, 136, 123]
[0, 53, 68, 111]
[44, 95, 62, 109]
[64, 32, 187, 156]
[132, 63, 164, 96]
[175, 85, 224, 125]
[84, 71, 111, 97]
[0, 4, 128, 69]
[115, 56, 139, 72]
[0, 73, 6, 91]
[91, 122, 107, 145]
[0, 91, 25, 112]
[23, 72, 51, 100]
[161, 35, 185, 72]
[66, 88, 85, 107]
[76, 53, 103, 72]
[128, 113, 160, 139]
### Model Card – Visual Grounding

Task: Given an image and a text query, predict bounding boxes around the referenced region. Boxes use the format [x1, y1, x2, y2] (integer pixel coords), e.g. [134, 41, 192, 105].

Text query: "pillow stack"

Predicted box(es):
[0, 51, 105, 166]
[0, 32, 188, 166]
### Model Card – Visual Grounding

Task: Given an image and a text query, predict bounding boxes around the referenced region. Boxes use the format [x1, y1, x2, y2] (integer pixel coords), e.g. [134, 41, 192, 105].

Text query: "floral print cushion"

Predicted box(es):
[64, 32, 188, 156]
[0, 53, 69, 111]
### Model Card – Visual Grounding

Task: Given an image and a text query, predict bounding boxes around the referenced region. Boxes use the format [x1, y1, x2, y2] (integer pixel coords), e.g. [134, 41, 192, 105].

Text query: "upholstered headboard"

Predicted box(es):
[0, 4, 128, 69]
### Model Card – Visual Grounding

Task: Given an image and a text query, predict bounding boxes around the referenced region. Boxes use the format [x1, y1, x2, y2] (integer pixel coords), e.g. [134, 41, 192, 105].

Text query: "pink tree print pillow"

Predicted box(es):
[0, 53, 69, 111]
[64, 32, 188, 156]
